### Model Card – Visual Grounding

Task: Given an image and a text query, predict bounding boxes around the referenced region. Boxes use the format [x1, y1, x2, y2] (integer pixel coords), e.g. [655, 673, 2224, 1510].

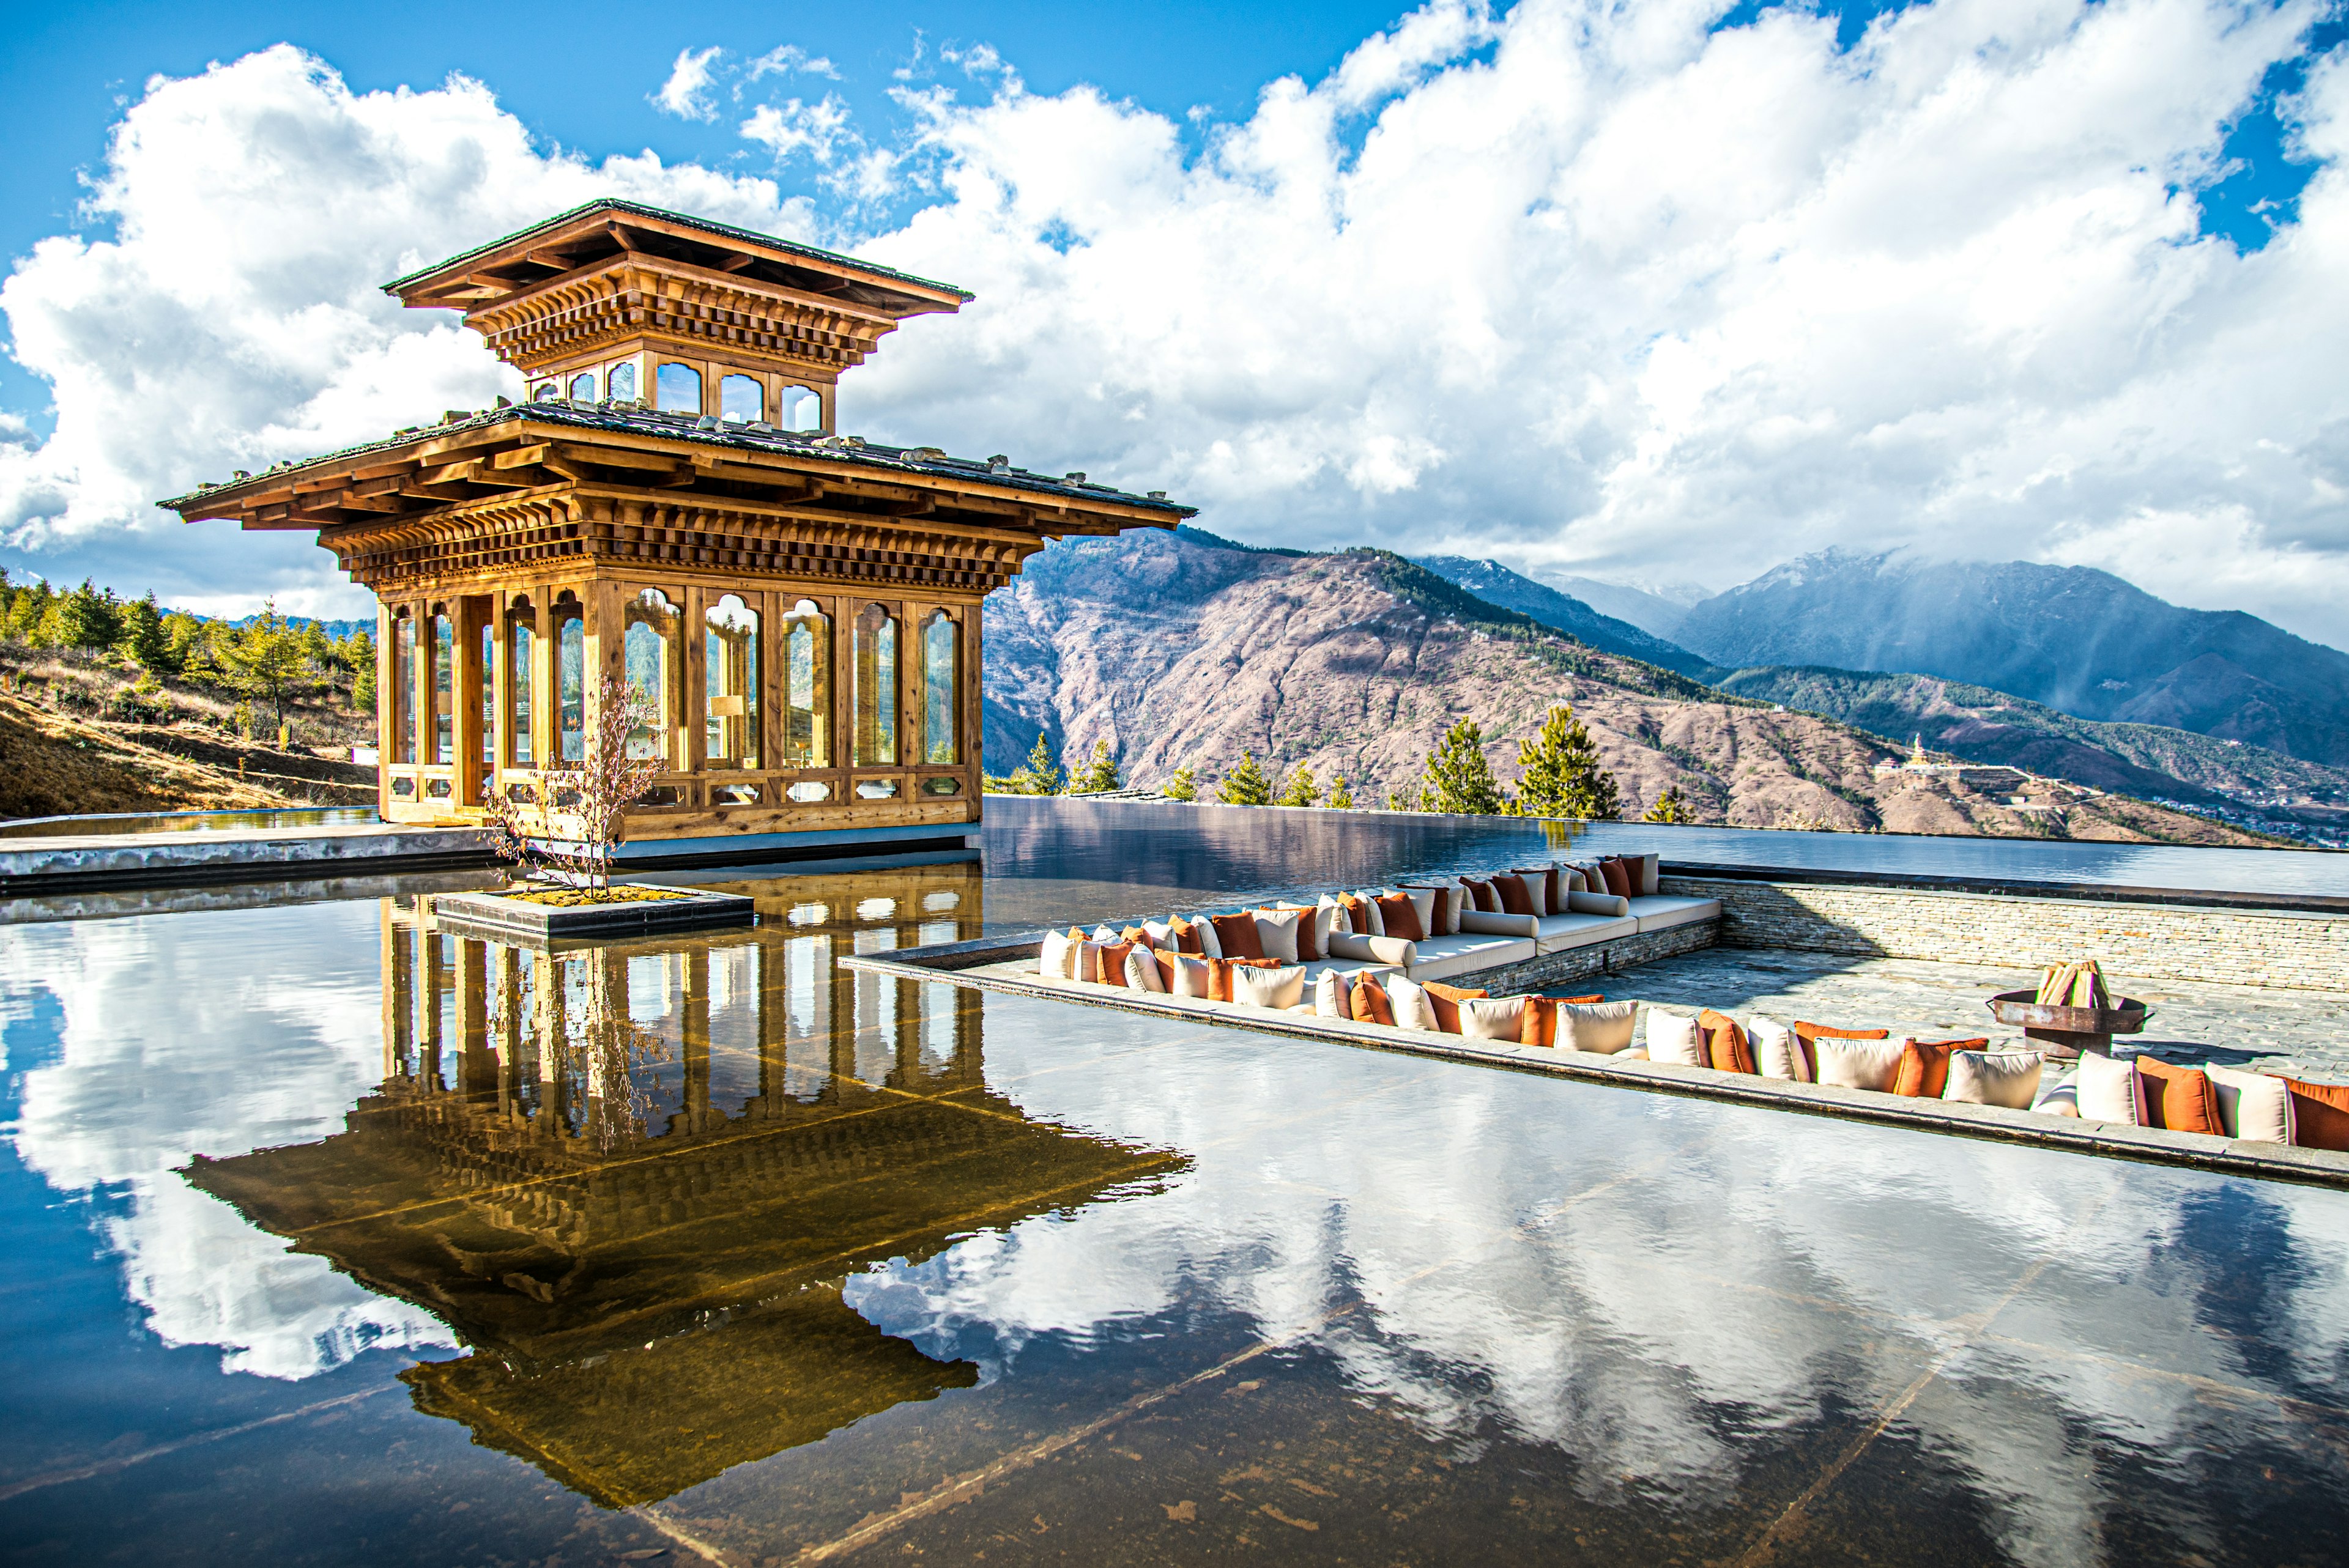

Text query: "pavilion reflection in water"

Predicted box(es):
[189, 864, 1181, 1509]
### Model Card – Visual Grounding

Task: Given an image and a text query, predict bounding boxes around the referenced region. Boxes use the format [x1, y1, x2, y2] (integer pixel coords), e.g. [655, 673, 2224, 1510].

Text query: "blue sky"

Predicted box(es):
[3, 0, 2347, 643]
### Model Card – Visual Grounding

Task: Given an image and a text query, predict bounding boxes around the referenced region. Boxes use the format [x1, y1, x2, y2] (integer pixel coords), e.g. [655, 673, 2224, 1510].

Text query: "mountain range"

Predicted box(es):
[981, 529, 2283, 846]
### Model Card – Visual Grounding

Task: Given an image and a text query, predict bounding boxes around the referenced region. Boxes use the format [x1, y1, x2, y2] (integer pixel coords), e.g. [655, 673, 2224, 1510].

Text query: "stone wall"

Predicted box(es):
[1665, 876, 2348, 993]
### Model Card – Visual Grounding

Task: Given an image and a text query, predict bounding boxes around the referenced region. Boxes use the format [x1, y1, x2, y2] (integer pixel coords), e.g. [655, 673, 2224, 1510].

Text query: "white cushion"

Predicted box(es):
[1231, 964, 1307, 1010]
[1313, 969, 1351, 1019]
[1348, 893, 1385, 937]
[1123, 947, 1166, 993]
[1141, 919, 1175, 949]
[1644, 1008, 1705, 1067]
[2034, 1076, 2081, 1117]
[1176, 915, 1223, 960]
[1382, 974, 1441, 1032]
[1076, 942, 1112, 985]
[1531, 912, 1635, 953]
[2205, 1063, 2292, 1144]
[1458, 995, 1529, 1041]
[1405, 933, 1535, 982]
[1317, 895, 1353, 937]
[1167, 953, 1214, 999]
[1039, 930, 1077, 980]
[1943, 1050, 2043, 1109]
[1631, 853, 1662, 897]
[2075, 1051, 2142, 1125]
[1625, 895, 1720, 934]
[1401, 887, 1438, 940]
[1557, 1000, 1638, 1054]
[1566, 890, 1631, 917]
[1751, 1016, 1808, 1082]
[1252, 908, 1302, 963]
[1814, 1038, 1906, 1092]
[1091, 924, 1121, 943]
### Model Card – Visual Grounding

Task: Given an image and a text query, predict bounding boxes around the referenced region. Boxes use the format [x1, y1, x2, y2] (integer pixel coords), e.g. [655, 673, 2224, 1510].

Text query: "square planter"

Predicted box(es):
[431, 886, 756, 941]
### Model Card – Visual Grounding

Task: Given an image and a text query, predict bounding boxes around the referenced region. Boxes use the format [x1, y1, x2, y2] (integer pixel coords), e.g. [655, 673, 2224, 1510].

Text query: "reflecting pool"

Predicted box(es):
[2, 814, 2345, 1564]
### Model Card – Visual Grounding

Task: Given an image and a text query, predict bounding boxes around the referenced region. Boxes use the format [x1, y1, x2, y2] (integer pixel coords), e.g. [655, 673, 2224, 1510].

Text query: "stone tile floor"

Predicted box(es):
[1605, 947, 2349, 1081]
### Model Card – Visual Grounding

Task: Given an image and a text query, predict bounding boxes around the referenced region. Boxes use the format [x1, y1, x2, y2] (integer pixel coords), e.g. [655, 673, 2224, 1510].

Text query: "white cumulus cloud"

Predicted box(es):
[3, 2, 2347, 646]
[651, 45, 724, 121]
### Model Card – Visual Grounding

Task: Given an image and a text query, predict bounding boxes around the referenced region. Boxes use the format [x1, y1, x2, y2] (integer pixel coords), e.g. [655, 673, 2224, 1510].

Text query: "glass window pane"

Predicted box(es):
[852, 604, 897, 767]
[776, 385, 821, 432]
[624, 589, 680, 763]
[720, 375, 762, 423]
[479, 618, 495, 768]
[781, 599, 829, 769]
[510, 609, 534, 767]
[431, 612, 453, 764]
[655, 363, 702, 415]
[532, 382, 560, 402]
[568, 371, 597, 401]
[705, 594, 760, 769]
[392, 613, 415, 764]
[923, 612, 957, 765]
[557, 604, 585, 762]
[609, 363, 639, 402]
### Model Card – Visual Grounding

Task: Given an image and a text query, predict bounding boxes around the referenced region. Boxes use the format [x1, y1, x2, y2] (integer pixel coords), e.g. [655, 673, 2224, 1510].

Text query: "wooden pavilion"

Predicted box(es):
[161, 200, 1190, 855]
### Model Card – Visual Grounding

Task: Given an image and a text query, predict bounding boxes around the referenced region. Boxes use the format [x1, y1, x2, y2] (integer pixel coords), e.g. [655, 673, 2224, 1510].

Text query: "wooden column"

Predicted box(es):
[375, 604, 397, 808]
[962, 600, 983, 813]
[454, 597, 485, 807]
[896, 597, 918, 777]
[489, 597, 512, 775]
[682, 583, 707, 777]
[833, 593, 855, 774]
[530, 590, 558, 771]
[410, 600, 434, 771]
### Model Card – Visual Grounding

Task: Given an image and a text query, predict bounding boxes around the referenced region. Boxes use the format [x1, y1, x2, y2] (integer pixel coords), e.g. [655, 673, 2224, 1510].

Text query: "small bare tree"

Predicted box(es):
[484, 675, 665, 897]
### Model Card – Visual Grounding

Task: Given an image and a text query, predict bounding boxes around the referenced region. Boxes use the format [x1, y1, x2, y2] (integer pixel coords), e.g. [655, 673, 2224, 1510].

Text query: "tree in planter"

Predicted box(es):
[1274, 763, 1320, 808]
[1071, 738, 1122, 793]
[484, 675, 665, 897]
[1011, 731, 1064, 795]
[1423, 719, 1508, 815]
[1216, 750, 1274, 805]
[1642, 785, 1691, 824]
[1163, 764, 1198, 802]
[1515, 703, 1622, 821]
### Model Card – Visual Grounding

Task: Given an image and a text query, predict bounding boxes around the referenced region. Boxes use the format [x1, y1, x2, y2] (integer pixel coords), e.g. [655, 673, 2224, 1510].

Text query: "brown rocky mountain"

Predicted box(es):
[982, 530, 2284, 846]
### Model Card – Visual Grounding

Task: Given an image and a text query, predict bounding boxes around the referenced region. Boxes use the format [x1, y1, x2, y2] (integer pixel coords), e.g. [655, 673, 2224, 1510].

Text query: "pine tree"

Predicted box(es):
[1071, 738, 1122, 793]
[1326, 774, 1354, 809]
[57, 580, 121, 650]
[1013, 731, 1064, 794]
[118, 594, 172, 672]
[1216, 750, 1273, 805]
[1163, 765, 1198, 802]
[1274, 763, 1320, 808]
[221, 599, 311, 733]
[1642, 785, 1690, 824]
[1423, 719, 1508, 815]
[352, 658, 377, 717]
[1515, 703, 1622, 821]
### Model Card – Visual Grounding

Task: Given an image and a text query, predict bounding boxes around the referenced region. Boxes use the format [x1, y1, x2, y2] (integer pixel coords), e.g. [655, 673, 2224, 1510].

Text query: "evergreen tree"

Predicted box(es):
[118, 594, 173, 672]
[1012, 731, 1064, 794]
[297, 619, 334, 668]
[221, 599, 310, 732]
[1422, 718, 1508, 815]
[1642, 785, 1690, 824]
[1216, 750, 1273, 805]
[1515, 703, 1622, 821]
[352, 658, 377, 717]
[57, 579, 121, 650]
[1274, 763, 1320, 808]
[8, 579, 54, 644]
[1326, 774, 1354, 809]
[1071, 738, 1122, 793]
[1163, 764, 1198, 802]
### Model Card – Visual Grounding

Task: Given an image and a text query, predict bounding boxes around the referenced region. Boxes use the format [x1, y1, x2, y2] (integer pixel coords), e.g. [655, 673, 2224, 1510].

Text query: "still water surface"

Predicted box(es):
[2, 805, 2345, 1563]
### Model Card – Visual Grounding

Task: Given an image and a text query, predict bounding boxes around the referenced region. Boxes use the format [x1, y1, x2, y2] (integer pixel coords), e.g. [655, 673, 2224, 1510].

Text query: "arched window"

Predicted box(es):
[624, 588, 681, 763]
[720, 374, 763, 424]
[655, 362, 702, 415]
[921, 610, 959, 765]
[852, 603, 897, 767]
[391, 610, 416, 764]
[705, 594, 760, 769]
[554, 594, 585, 762]
[431, 608, 455, 764]
[776, 385, 822, 432]
[532, 382, 560, 402]
[568, 371, 598, 401]
[508, 597, 535, 766]
[781, 599, 830, 768]
[607, 363, 639, 402]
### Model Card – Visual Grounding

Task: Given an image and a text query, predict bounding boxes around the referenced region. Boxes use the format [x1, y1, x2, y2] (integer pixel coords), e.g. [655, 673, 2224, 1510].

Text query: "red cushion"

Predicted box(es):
[1209, 912, 1264, 960]
[1599, 858, 1635, 898]
[1461, 878, 1499, 912]
[1494, 875, 1537, 917]
[2284, 1078, 2349, 1150]
[1374, 892, 1426, 943]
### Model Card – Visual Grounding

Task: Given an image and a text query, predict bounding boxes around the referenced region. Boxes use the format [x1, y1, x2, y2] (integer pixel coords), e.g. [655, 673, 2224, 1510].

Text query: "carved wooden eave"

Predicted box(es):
[161, 404, 1192, 598]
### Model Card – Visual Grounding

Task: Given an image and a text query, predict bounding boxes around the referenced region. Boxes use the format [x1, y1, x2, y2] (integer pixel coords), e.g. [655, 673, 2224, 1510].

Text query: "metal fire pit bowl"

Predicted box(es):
[1987, 989, 2154, 1060]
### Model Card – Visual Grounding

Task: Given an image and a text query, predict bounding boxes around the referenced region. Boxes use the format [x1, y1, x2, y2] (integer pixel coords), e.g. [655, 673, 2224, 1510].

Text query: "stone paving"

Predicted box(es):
[1604, 947, 2349, 1082]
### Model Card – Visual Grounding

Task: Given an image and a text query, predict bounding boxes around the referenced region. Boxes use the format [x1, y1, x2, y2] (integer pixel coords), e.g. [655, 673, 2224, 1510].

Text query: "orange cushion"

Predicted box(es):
[1209, 912, 1265, 960]
[1168, 916, 1206, 955]
[1697, 1009, 1755, 1074]
[1794, 1022, 1889, 1041]
[1374, 892, 1425, 943]
[1152, 950, 1182, 989]
[1121, 926, 1153, 949]
[1351, 975, 1395, 1026]
[1519, 998, 1556, 1048]
[1097, 942, 1138, 985]
[1494, 875, 1537, 917]
[2137, 1057, 2225, 1134]
[1422, 982, 1488, 1035]
[1562, 993, 1604, 1004]
[1461, 878, 1498, 912]
[1337, 893, 1374, 934]
[1894, 1039, 1965, 1098]
[2284, 1078, 2349, 1150]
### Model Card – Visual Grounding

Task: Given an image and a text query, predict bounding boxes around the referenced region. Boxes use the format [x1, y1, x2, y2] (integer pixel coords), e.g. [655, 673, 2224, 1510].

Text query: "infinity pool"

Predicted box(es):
[2, 805, 2343, 1564]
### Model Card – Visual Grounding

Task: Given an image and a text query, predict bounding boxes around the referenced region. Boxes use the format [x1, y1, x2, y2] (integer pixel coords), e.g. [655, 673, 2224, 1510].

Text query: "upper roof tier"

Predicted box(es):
[385, 199, 972, 384]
